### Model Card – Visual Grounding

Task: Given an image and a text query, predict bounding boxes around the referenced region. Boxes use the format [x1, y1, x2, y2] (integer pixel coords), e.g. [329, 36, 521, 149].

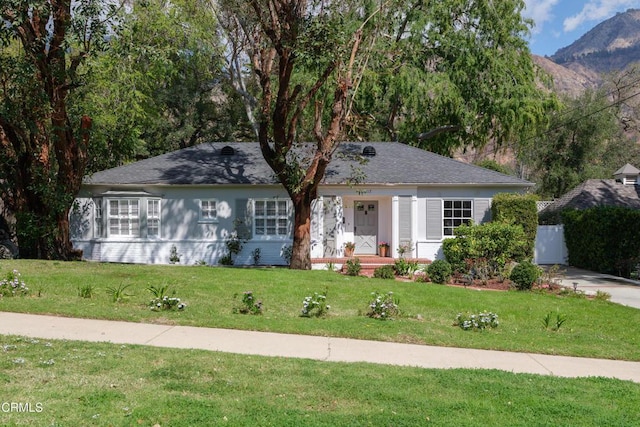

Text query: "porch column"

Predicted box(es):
[310, 196, 323, 259]
[391, 196, 399, 259]
[411, 195, 418, 258]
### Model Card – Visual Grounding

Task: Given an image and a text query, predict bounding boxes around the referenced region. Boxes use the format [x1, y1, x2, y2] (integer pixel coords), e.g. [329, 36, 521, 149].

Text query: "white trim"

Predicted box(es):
[443, 198, 473, 237]
[198, 199, 218, 223]
[252, 199, 291, 239]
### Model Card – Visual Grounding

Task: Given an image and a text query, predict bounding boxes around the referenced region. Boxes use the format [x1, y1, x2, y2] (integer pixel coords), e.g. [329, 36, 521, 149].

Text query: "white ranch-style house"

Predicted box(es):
[71, 142, 533, 265]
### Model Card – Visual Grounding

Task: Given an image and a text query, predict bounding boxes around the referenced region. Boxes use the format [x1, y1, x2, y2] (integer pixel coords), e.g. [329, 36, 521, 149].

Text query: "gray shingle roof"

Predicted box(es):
[85, 142, 532, 187]
[543, 179, 640, 213]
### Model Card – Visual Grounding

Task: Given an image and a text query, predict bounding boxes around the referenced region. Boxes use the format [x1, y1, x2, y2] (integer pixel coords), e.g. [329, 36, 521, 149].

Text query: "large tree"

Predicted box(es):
[0, 1, 116, 259]
[219, 0, 549, 269]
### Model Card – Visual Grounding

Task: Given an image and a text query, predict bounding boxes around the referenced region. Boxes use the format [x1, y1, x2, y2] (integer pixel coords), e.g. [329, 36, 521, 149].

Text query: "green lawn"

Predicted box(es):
[1, 260, 639, 360]
[1, 335, 639, 427]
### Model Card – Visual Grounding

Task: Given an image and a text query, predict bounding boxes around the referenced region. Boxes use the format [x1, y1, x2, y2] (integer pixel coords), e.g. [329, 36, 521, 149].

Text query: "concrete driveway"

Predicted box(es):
[551, 266, 640, 309]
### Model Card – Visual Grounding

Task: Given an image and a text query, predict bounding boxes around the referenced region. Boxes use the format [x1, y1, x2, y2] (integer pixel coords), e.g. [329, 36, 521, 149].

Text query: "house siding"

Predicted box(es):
[72, 182, 527, 265]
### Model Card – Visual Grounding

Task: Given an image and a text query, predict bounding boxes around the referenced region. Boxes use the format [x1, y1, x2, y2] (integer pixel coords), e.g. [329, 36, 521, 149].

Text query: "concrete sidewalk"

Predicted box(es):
[1, 312, 639, 383]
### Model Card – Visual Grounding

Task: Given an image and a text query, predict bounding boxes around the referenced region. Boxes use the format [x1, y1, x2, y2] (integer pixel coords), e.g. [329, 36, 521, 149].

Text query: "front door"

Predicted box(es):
[354, 201, 378, 255]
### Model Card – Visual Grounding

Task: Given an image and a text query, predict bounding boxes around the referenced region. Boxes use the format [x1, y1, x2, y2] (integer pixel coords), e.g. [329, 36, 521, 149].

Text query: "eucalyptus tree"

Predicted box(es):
[0, 0, 120, 259]
[217, 0, 550, 269]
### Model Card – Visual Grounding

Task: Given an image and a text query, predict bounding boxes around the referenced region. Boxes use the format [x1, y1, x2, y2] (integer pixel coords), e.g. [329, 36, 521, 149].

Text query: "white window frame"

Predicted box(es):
[443, 199, 473, 236]
[253, 199, 290, 238]
[93, 198, 104, 238]
[147, 199, 161, 238]
[108, 198, 140, 237]
[199, 199, 218, 222]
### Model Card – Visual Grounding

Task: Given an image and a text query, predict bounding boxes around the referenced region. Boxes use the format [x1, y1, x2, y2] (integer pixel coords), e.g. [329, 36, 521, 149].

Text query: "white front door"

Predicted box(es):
[354, 201, 378, 255]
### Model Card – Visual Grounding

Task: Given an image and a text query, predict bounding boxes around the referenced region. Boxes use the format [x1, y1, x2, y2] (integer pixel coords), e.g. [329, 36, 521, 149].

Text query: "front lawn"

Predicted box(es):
[1, 335, 639, 426]
[1, 260, 639, 360]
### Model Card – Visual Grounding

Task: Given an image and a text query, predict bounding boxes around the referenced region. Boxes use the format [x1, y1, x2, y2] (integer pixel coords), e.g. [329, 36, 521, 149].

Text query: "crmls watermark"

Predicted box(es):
[1, 402, 44, 413]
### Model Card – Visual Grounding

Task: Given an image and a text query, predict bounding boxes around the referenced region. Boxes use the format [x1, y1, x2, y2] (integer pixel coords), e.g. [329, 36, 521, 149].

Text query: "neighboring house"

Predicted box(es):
[540, 163, 640, 223]
[70, 142, 533, 265]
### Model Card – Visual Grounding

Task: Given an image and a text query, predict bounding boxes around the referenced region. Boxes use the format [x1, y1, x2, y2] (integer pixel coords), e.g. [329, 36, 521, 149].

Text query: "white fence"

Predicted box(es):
[534, 225, 567, 265]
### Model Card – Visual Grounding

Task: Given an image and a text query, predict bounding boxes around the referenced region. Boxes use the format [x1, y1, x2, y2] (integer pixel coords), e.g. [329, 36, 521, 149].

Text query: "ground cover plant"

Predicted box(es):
[1, 335, 639, 426]
[1, 260, 640, 361]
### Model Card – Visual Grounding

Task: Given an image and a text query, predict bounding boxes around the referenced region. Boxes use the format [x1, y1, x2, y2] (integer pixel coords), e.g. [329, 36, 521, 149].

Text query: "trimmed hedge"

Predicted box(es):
[562, 207, 640, 278]
[491, 193, 538, 259]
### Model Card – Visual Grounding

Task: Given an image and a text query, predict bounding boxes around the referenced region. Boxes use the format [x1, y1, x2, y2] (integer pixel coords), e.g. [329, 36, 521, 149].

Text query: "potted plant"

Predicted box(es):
[378, 241, 390, 257]
[344, 241, 355, 257]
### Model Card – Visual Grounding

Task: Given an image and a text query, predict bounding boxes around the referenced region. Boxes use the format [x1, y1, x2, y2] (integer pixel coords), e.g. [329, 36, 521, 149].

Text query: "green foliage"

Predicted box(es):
[373, 265, 396, 280]
[443, 222, 529, 276]
[168, 245, 181, 264]
[491, 193, 538, 258]
[393, 258, 419, 277]
[562, 207, 640, 277]
[106, 283, 133, 303]
[147, 285, 185, 311]
[542, 311, 567, 331]
[523, 89, 639, 199]
[426, 260, 453, 284]
[0, 269, 29, 297]
[300, 290, 329, 318]
[455, 312, 499, 331]
[510, 261, 542, 291]
[367, 291, 399, 320]
[233, 291, 263, 315]
[77, 284, 94, 299]
[345, 258, 362, 276]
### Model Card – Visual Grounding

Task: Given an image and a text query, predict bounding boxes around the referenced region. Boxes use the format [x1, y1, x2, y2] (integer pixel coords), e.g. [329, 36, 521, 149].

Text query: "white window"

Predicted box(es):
[108, 199, 140, 237]
[147, 199, 161, 237]
[94, 198, 104, 238]
[254, 199, 290, 237]
[443, 200, 472, 236]
[200, 199, 217, 221]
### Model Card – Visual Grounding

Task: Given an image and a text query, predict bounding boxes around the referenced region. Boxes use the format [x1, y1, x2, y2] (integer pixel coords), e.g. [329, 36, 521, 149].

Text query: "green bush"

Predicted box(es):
[426, 260, 452, 284]
[345, 258, 361, 276]
[562, 207, 640, 278]
[442, 222, 529, 276]
[373, 265, 396, 279]
[491, 193, 538, 259]
[510, 261, 541, 291]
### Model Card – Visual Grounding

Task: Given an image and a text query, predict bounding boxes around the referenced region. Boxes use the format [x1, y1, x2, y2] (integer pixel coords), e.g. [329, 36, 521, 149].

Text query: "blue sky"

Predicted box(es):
[523, 0, 639, 56]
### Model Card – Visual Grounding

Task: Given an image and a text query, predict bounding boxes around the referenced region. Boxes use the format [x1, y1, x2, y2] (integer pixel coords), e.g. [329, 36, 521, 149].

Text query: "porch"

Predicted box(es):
[312, 255, 432, 276]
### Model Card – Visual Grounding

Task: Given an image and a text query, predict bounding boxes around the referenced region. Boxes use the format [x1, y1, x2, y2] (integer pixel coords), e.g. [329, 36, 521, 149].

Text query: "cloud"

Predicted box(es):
[563, 0, 636, 32]
[522, 0, 560, 34]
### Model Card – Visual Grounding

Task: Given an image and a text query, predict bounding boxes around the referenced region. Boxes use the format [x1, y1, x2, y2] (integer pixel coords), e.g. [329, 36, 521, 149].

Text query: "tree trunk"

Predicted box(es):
[289, 195, 313, 270]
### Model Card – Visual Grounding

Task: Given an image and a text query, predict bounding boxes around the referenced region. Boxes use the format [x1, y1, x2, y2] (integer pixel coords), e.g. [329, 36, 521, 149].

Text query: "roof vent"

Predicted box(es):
[220, 145, 235, 156]
[362, 145, 376, 157]
[613, 163, 640, 185]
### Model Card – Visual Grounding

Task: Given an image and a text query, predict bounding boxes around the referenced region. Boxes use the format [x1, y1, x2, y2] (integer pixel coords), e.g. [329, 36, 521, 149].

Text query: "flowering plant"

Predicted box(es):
[454, 311, 499, 331]
[301, 289, 330, 317]
[367, 291, 399, 320]
[147, 285, 185, 311]
[233, 291, 263, 315]
[378, 241, 389, 248]
[344, 241, 356, 250]
[0, 270, 29, 297]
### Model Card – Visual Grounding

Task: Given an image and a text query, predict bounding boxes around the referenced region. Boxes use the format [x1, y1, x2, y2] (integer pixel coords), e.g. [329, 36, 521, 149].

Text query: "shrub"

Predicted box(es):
[367, 291, 399, 320]
[454, 311, 499, 331]
[491, 193, 538, 259]
[147, 285, 185, 311]
[443, 222, 529, 276]
[510, 261, 541, 290]
[345, 258, 361, 276]
[301, 290, 329, 318]
[393, 258, 418, 276]
[562, 206, 640, 278]
[373, 265, 396, 279]
[233, 291, 263, 315]
[0, 269, 29, 297]
[426, 260, 452, 284]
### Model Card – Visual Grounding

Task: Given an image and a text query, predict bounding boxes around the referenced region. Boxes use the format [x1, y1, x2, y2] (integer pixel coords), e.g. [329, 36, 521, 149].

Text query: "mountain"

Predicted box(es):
[534, 9, 640, 98]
